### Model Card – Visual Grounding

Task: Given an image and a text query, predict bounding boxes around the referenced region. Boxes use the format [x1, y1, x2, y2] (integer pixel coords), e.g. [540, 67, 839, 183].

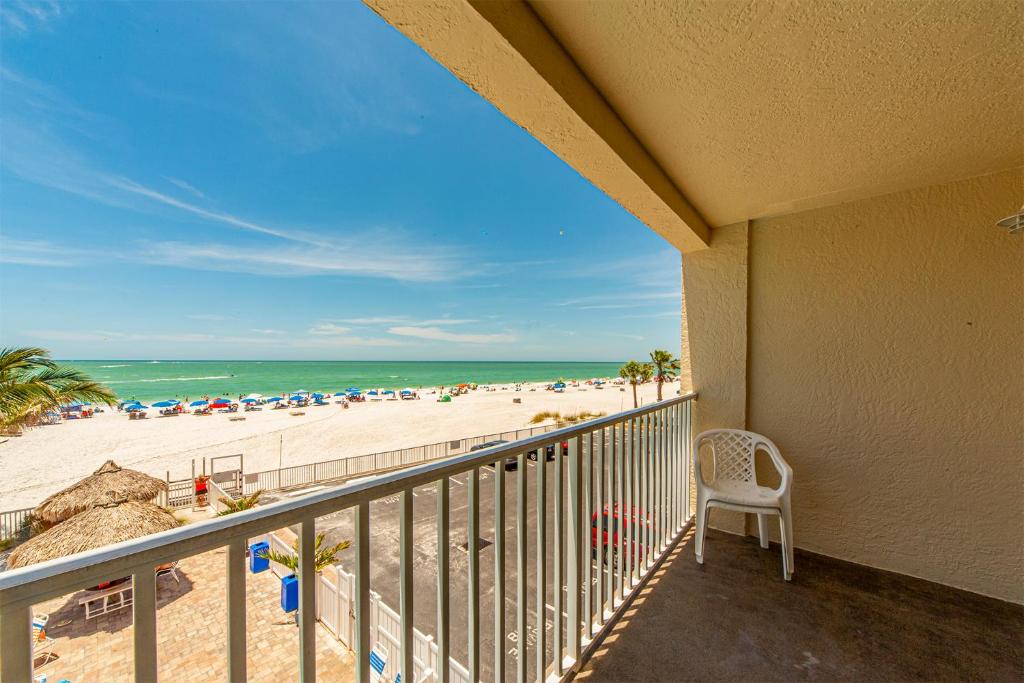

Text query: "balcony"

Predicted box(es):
[577, 529, 1023, 682]
[0, 396, 694, 682]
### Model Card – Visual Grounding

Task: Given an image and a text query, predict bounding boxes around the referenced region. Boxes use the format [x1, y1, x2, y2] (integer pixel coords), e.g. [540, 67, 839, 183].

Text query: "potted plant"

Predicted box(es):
[259, 533, 350, 614]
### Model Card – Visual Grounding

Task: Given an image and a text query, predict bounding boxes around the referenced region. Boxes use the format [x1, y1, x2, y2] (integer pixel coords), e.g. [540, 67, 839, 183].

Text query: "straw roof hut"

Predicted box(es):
[34, 460, 167, 525]
[7, 496, 179, 569]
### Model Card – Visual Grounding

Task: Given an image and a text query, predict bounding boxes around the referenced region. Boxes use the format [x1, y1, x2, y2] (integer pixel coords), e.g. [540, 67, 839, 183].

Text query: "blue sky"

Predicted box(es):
[0, 1, 680, 361]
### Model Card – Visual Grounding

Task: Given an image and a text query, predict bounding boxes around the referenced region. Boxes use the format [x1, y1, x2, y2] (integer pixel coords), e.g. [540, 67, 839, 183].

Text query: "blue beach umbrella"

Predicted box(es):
[265, 396, 282, 403]
[152, 400, 178, 408]
[240, 398, 257, 404]
[126, 403, 148, 411]
[553, 382, 566, 389]
[346, 387, 360, 393]
[347, 390, 361, 396]
[190, 400, 209, 407]
[311, 393, 324, 399]
[289, 395, 305, 401]
[382, 389, 395, 395]
[333, 392, 347, 397]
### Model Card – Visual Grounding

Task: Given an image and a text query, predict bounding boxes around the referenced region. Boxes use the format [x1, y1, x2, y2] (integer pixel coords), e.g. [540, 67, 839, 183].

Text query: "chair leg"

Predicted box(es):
[779, 504, 794, 581]
[695, 501, 709, 564]
[757, 513, 770, 549]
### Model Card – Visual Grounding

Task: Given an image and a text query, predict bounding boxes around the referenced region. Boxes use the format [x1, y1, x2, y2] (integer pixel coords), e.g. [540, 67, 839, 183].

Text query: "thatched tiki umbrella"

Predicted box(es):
[7, 496, 179, 569]
[34, 460, 168, 525]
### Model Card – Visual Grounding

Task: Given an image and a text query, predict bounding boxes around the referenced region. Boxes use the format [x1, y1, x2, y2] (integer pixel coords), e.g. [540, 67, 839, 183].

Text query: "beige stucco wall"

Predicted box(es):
[680, 222, 749, 534]
[744, 168, 1023, 602]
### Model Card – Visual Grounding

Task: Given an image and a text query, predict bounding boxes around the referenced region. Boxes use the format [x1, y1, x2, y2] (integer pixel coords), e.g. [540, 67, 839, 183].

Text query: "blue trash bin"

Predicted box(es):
[249, 541, 270, 574]
[281, 574, 298, 613]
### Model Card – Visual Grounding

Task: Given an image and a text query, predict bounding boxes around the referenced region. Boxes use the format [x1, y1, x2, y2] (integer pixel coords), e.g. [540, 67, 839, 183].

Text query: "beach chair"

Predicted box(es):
[32, 614, 55, 665]
[369, 646, 388, 683]
[156, 560, 181, 584]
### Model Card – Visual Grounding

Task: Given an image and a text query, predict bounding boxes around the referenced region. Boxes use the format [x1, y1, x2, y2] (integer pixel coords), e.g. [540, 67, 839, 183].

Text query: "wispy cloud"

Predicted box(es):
[251, 328, 286, 335]
[333, 316, 409, 325]
[187, 313, 235, 322]
[138, 240, 460, 282]
[164, 177, 205, 199]
[388, 326, 515, 344]
[308, 323, 351, 336]
[0, 239, 81, 267]
[333, 316, 476, 326]
[106, 176, 312, 244]
[1, 0, 63, 34]
[555, 290, 680, 308]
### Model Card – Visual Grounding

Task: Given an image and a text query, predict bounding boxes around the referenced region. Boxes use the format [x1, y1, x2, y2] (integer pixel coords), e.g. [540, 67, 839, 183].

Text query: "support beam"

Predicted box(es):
[364, 0, 710, 252]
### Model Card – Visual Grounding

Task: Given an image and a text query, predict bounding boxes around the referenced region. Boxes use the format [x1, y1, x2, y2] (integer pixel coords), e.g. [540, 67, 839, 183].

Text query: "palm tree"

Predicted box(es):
[0, 347, 117, 435]
[649, 349, 681, 401]
[260, 532, 351, 573]
[619, 360, 654, 409]
[217, 490, 264, 516]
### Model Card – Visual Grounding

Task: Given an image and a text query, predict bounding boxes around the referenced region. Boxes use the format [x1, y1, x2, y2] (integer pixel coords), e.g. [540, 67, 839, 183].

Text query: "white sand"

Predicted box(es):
[0, 381, 671, 511]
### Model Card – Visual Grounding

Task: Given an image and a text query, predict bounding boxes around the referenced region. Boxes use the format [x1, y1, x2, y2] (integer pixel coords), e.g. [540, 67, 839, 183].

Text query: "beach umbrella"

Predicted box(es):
[126, 403, 148, 411]
[190, 400, 209, 407]
[311, 393, 324, 399]
[346, 387, 360, 393]
[240, 398, 257, 404]
[347, 390, 361, 396]
[152, 400, 177, 408]
[243, 393, 262, 400]
[333, 392, 347, 397]
[400, 388, 413, 395]
[382, 389, 395, 395]
[289, 395, 305, 401]
[553, 382, 566, 389]
[367, 390, 379, 396]
[293, 389, 309, 395]
[7, 495, 179, 569]
[212, 397, 230, 404]
[33, 460, 169, 525]
[265, 396, 282, 403]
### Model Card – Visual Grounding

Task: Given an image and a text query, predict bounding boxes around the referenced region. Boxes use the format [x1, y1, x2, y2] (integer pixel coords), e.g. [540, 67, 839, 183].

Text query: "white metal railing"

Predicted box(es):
[0, 394, 694, 682]
[0, 508, 34, 543]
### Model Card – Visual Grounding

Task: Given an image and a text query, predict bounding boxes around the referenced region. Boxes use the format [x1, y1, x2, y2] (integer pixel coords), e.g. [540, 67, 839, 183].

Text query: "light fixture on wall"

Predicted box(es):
[997, 206, 1023, 234]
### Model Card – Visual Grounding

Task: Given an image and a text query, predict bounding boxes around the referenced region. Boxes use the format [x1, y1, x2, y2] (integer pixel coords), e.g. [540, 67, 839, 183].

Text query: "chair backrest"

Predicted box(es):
[369, 646, 388, 683]
[694, 429, 792, 490]
[694, 429, 757, 484]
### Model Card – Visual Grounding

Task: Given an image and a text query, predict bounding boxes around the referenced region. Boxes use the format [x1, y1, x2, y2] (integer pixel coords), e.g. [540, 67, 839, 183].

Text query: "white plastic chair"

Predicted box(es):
[693, 429, 794, 580]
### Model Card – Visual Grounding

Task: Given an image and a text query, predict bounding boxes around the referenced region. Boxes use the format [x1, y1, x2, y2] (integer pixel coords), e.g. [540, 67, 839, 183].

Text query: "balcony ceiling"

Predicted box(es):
[529, 0, 1023, 226]
[367, 0, 1022, 245]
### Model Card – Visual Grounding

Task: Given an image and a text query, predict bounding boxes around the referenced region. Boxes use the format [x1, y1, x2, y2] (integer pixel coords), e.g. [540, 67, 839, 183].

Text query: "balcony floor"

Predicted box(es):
[577, 528, 1023, 682]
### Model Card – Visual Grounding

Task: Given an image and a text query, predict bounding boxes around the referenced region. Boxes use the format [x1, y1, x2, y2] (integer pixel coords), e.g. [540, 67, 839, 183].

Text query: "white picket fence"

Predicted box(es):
[259, 531, 470, 683]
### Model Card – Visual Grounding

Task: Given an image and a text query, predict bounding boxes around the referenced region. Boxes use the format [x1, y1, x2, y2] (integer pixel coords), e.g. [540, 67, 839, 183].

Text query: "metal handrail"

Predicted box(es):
[0, 393, 692, 601]
[0, 392, 695, 683]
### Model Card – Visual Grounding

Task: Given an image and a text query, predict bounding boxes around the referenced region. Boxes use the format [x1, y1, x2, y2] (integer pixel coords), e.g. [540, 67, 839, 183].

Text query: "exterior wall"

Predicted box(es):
[680, 222, 748, 533]
[745, 168, 1023, 602]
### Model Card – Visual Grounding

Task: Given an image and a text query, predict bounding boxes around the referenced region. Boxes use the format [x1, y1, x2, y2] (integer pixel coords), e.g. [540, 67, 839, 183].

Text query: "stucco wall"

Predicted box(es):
[681, 222, 749, 533]
[746, 168, 1023, 602]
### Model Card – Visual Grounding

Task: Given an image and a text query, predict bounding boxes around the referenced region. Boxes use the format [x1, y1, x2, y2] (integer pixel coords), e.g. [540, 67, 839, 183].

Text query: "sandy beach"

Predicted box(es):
[0, 381, 670, 511]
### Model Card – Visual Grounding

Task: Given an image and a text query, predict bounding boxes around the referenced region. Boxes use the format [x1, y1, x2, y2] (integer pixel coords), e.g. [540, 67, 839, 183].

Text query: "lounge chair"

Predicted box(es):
[156, 561, 181, 584]
[369, 646, 388, 683]
[32, 614, 55, 665]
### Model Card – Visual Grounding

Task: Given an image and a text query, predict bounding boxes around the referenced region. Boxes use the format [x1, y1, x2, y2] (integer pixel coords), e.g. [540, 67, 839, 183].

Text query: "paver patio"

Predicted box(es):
[31, 548, 354, 682]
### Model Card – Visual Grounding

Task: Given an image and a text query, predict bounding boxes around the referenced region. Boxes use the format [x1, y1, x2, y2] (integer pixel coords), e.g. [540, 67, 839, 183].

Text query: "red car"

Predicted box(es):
[591, 504, 652, 564]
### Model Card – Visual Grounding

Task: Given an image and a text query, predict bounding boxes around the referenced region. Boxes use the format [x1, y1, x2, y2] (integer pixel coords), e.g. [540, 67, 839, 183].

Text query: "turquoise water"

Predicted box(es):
[63, 360, 624, 403]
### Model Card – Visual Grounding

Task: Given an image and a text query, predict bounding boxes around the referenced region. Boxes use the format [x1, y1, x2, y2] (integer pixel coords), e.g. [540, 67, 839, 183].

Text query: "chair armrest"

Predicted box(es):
[754, 439, 792, 495]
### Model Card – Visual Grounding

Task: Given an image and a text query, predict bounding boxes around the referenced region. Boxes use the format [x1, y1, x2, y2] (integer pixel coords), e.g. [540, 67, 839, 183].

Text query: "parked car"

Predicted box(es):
[591, 504, 650, 565]
[474, 440, 517, 470]
[527, 440, 569, 461]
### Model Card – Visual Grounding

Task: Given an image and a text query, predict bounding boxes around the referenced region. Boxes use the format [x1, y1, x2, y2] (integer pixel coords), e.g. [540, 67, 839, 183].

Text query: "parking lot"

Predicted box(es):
[268, 453, 615, 681]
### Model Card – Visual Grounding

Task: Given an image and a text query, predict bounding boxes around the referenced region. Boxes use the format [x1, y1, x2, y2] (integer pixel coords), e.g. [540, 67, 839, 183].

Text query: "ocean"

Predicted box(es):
[64, 360, 625, 403]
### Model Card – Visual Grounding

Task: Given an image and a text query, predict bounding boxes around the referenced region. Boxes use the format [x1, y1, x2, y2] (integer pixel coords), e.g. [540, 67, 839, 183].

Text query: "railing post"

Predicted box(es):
[437, 478, 450, 683]
[354, 503, 370, 683]
[494, 457, 506, 683]
[595, 428, 605, 625]
[536, 439, 547, 683]
[566, 435, 582, 667]
[605, 426, 614, 608]
[226, 538, 247, 682]
[400, 490, 414, 683]
[554, 433, 565, 675]
[582, 433, 593, 639]
[133, 563, 158, 682]
[299, 517, 318, 683]
[1, 601, 32, 682]
[615, 422, 625, 601]
[468, 467, 480, 682]
[516, 452, 528, 683]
